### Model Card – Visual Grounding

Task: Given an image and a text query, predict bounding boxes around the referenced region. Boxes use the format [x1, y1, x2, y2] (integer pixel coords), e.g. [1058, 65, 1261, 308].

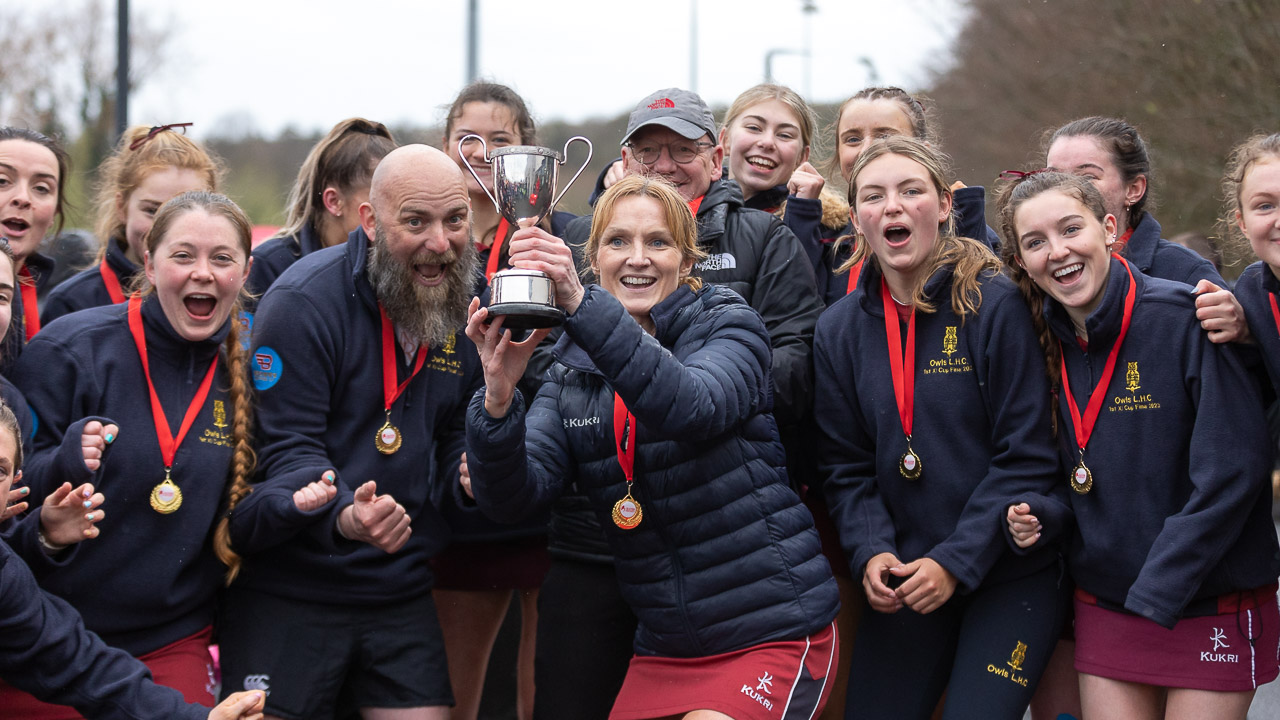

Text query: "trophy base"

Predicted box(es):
[488, 302, 564, 330]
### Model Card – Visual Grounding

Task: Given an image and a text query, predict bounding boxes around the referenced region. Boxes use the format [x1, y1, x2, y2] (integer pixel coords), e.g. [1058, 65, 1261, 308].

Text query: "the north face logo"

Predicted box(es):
[696, 253, 737, 272]
[648, 98, 675, 110]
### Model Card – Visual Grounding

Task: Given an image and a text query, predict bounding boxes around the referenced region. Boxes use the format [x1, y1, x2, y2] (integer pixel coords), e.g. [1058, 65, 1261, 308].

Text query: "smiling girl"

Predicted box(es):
[1000, 171, 1280, 720]
[0, 191, 258, 716]
[41, 124, 223, 325]
[814, 137, 1066, 720]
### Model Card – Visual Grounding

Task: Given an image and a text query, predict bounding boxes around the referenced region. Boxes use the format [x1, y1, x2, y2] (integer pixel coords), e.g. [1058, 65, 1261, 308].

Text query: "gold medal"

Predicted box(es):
[1070, 462, 1093, 494]
[375, 420, 402, 455]
[612, 489, 642, 530]
[150, 471, 183, 514]
[899, 441, 922, 480]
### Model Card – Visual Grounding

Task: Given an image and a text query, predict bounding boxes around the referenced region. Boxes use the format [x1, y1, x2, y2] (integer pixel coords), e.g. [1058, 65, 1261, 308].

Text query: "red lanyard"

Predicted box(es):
[482, 218, 511, 282]
[19, 266, 39, 340]
[127, 295, 218, 471]
[1268, 294, 1280, 339]
[846, 259, 865, 295]
[1058, 254, 1136, 457]
[880, 279, 916, 437]
[100, 257, 126, 304]
[613, 392, 635, 483]
[379, 304, 427, 412]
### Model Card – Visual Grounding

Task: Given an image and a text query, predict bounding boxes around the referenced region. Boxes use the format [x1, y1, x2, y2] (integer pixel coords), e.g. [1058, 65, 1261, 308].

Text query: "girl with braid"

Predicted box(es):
[0, 192, 312, 716]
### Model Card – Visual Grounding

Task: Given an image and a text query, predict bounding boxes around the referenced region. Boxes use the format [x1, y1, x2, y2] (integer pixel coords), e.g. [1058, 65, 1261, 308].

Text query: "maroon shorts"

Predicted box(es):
[430, 535, 550, 591]
[609, 621, 838, 720]
[0, 625, 216, 718]
[1074, 586, 1280, 691]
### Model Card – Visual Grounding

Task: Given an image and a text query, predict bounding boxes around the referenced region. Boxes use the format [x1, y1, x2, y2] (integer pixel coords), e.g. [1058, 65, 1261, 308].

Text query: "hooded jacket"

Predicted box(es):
[467, 284, 839, 657]
[40, 239, 140, 326]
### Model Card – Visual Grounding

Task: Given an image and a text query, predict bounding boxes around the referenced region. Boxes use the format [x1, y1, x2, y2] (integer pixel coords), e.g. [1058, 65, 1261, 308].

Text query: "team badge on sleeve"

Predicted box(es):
[252, 346, 283, 390]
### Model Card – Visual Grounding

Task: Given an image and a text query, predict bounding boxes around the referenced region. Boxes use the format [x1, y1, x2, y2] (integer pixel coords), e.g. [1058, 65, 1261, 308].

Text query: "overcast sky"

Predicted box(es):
[127, 0, 964, 140]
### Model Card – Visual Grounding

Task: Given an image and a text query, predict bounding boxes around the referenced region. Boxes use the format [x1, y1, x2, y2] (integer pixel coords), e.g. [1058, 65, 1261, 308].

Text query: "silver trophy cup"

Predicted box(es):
[460, 135, 593, 329]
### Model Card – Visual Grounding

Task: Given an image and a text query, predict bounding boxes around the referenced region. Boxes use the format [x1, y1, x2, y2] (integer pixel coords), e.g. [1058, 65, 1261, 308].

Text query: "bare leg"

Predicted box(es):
[819, 574, 861, 720]
[1078, 673, 1163, 720]
[1029, 639, 1083, 720]
[681, 712, 736, 720]
[432, 588, 513, 720]
[1165, 687, 1255, 720]
[361, 707, 451, 720]
[516, 588, 539, 720]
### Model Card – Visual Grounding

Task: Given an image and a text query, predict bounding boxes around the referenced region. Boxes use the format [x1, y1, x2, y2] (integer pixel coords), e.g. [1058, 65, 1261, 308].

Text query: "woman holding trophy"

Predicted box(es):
[462, 175, 839, 720]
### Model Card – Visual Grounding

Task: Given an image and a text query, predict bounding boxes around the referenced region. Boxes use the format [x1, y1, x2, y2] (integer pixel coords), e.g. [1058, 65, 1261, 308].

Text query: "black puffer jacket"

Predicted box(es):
[467, 284, 839, 657]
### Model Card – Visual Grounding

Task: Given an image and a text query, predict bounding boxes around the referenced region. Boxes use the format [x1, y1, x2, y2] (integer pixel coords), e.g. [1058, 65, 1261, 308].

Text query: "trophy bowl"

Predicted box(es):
[460, 135, 592, 329]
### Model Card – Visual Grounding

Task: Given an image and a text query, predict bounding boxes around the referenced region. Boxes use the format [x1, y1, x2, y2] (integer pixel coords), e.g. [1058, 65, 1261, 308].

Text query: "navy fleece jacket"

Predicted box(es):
[1048, 258, 1279, 628]
[10, 298, 234, 656]
[0, 539, 209, 719]
[230, 227, 482, 604]
[815, 259, 1062, 594]
[41, 239, 139, 326]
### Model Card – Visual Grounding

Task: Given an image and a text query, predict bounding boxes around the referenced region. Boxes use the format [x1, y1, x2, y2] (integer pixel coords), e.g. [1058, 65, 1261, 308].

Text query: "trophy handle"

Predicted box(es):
[551, 136, 594, 210]
[457, 134, 500, 210]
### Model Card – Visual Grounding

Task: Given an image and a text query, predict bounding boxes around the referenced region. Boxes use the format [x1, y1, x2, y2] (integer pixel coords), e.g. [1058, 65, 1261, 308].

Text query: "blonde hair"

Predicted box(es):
[1219, 133, 1280, 258]
[94, 125, 223, 257]
[840, 137, 996, 318]
[136, 191, 256, 584]
[585, 176, 706, 292]
[722, 83, 818, 157]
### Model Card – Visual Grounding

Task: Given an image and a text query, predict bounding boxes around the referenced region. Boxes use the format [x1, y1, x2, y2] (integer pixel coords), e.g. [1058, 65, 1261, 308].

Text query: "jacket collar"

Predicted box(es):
[106, 236, 141, 279]
[694, 177, 744, 248]
[1121, 211, 1161, 273]
[297, 222, 325, 257]
[553, 284, 703, 374]
[346, 226, 380, 314]
[854, 257, 956, 318]
[742, 183, 788, 213]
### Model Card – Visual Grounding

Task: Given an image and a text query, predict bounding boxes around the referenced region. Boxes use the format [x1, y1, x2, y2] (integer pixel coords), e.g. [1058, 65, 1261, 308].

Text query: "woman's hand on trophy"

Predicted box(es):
[507, 227, 586, 315]
[466, 297, 551, 419]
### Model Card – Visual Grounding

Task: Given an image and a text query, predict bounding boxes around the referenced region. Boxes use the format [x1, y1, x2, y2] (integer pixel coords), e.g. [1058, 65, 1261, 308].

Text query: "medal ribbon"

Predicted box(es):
[482, 218, 511, 282]
[127, 295, 218, 470]
[19, 266, 39, 340]
[379, 304, 427, 413]
[1058, 254, 1136, 457]
[100, 257, 126, 304]
[1268, 293, 1280, 339]
[612, 392, 635, 484]
[879, 279, 916, 438]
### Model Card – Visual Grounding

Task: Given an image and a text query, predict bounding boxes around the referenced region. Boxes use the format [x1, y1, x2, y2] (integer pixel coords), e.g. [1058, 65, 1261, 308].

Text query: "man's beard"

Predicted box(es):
[367, 226, 478, 348]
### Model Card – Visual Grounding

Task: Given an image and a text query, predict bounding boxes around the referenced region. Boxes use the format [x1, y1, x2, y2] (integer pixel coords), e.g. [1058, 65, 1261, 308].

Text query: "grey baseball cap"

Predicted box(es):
[621, 88, 718, 145]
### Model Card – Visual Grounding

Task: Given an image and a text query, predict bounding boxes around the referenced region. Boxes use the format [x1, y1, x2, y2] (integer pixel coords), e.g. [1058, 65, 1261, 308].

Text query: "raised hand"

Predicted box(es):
[336, 480, 411, 553]
[507, 226, 585, 314]
[40, 482, 105, 548]
[81, 420, 119, 472]
[465, 298, 551, 418]
[1194, 279, 1250, 344]
[787, 161, 826, 200]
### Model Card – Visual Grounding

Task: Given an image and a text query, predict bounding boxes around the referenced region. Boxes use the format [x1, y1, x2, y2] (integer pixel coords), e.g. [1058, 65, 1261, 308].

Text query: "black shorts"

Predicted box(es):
[218, 587, 453, 719]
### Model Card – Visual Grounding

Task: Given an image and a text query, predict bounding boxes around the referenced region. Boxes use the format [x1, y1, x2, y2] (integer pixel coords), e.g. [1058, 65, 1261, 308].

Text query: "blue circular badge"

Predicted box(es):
[251, 346, 283, 390]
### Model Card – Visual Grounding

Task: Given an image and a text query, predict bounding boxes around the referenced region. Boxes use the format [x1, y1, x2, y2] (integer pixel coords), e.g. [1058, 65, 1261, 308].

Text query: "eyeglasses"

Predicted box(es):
[625, 140, 715, 166]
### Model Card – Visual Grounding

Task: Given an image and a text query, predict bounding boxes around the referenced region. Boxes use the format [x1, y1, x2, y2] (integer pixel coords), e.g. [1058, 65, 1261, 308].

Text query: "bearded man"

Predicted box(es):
[219, 145, 482, 720]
